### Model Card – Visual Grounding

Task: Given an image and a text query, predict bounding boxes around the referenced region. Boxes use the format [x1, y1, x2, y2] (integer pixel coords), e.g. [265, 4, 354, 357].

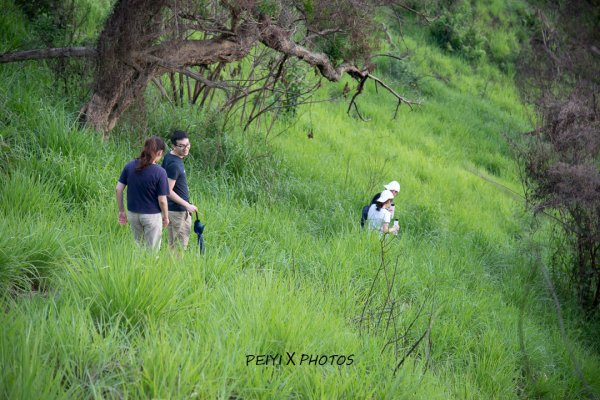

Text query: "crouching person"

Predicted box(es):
[366, 189, 399, 235]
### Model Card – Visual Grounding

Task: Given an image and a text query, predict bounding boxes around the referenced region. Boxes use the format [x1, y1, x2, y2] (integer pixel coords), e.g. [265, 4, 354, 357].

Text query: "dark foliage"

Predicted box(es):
[522, 89, 600, 310]
[429, 3, 486, 62]
[516, 0, 600, 312]
[14, 0, 95, 101]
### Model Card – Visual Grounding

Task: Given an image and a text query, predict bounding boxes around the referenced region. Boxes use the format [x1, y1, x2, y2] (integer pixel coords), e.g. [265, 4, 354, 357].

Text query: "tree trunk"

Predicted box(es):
[80, 69, 157, 135]
[78, 0, 257, 136]
[79, 0, 166, 135]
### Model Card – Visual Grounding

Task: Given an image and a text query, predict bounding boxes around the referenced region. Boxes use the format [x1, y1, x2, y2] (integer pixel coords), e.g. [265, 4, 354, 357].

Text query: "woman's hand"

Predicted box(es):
[162, 216, 169, 228]
[118, 211, 127, 225]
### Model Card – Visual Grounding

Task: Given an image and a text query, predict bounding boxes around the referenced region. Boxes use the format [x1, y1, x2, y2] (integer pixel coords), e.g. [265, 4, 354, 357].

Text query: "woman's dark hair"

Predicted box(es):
[170, 130, 189, 145]
[375, 201, 384, 212]
[136, 136, 166, 171]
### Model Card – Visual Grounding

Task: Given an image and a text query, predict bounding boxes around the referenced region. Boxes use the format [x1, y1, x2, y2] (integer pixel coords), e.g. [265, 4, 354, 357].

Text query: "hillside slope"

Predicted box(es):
[1, 2, 599, 399]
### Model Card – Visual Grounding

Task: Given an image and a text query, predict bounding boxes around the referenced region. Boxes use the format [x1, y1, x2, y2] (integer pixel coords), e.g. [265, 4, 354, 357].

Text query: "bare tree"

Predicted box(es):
[515, 1, 600, 312]
[1, 0, 417, 136]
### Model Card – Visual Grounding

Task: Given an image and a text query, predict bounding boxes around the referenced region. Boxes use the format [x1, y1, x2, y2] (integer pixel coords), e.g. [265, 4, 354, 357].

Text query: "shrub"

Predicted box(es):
[515, 88, 600, 312]
[429, 3, 486, 62]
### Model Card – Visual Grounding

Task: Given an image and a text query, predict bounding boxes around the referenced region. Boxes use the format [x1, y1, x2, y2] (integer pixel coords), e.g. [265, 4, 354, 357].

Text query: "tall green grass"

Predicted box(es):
[1, 1, 600, 399]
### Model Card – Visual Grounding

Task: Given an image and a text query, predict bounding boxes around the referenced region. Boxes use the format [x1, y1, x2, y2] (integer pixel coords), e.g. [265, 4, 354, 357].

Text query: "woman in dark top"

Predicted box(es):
[115, 136, 170, 250]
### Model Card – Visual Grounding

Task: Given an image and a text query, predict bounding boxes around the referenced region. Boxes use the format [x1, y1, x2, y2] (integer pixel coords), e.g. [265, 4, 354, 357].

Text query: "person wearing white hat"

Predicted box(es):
[366, 189, 399, 234]
[369, 180, 400, 219]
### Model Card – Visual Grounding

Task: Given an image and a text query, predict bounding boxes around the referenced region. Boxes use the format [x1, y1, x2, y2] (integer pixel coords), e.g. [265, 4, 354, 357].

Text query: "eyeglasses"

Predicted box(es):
[175, 143, 191, 149]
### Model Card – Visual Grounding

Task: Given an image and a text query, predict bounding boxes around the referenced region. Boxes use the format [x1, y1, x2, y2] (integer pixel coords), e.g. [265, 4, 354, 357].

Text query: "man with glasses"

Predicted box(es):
[162, 130, 198, 250]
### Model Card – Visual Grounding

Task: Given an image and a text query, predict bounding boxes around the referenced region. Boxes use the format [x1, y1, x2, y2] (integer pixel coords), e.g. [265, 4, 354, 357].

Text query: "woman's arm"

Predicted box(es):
[158, 195, 169, 227]
[115, 182, 127, 225]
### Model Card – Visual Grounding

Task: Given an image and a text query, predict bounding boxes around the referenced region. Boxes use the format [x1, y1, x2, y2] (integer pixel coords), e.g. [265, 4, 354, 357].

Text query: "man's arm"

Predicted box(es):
[167, 178, 198, 213]
[158, 195, 169, 227]
[115, 182, 127, 225]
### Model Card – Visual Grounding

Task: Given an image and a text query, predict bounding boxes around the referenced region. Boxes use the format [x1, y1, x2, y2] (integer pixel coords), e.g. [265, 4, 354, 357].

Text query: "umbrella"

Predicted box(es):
[194, 211, 205, 253]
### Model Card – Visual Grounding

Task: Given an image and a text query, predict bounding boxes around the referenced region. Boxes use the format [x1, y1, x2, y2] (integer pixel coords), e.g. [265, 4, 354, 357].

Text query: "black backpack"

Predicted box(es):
[360, 204, 370, 227]
[360, 192, 381, 227]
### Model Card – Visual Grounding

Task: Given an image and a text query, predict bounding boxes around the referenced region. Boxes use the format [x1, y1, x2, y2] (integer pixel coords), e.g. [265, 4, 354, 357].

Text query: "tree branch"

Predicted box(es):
[371, 53, 410, 62]
[304, 28, 343, 43]
[348, 76, 369, 120]
[256, 18, 419, 121]
[394, 2, 436, 24]
[178, 67, 230, 91]
[258, 19, 366, 81]
[141, 36, 256, 67]
[0, 46, 97, 64]
[368, 74, 417, 106]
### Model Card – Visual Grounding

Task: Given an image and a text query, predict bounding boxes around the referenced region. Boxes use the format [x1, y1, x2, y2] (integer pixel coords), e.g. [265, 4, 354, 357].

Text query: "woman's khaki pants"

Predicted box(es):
[127, 211, 162, 250]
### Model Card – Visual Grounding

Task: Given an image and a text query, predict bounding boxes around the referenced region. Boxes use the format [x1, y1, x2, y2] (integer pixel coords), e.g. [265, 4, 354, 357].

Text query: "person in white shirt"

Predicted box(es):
[366, 189, 399, 234]
[368, 180, 400, 219]
[360, 180, 401, 228]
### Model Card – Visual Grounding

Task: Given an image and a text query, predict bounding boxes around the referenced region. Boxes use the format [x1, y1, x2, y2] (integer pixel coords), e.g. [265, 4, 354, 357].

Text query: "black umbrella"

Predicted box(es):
[194, 211, 205, 253]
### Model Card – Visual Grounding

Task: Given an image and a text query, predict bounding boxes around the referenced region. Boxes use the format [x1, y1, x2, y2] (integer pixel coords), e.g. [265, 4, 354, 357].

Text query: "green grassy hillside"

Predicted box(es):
[1, 1, 599, 399]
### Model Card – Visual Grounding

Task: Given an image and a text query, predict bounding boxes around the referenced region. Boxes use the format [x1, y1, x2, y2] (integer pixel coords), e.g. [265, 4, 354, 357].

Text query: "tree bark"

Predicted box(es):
[80, 68, 158, 135]
[257, 19, 367, 81]
[0, 47, 96, 63]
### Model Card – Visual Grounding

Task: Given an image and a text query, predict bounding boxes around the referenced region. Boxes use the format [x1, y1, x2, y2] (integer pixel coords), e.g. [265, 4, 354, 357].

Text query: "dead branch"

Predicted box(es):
[178, 67, 230, 91]
[150, 77, 173, 105]
[346, 73, 419, 120]
[393, 308, 435, 376]
[0, 46, 96, 64]
[394, 2, 436, 24]
[258, 19, 367, 82]
[200, 63, 226, 106]
[347, 76, 368, 118]
[303, 28, 343, 43]
[242, 77, 322, 131]
[368, 73, 419, 111]
[371, 53, 410, 62]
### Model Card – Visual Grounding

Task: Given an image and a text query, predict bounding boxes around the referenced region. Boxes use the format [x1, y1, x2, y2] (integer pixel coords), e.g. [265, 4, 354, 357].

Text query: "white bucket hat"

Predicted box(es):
[377, 189, 395, 204]
[384, 180, 400, 193]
